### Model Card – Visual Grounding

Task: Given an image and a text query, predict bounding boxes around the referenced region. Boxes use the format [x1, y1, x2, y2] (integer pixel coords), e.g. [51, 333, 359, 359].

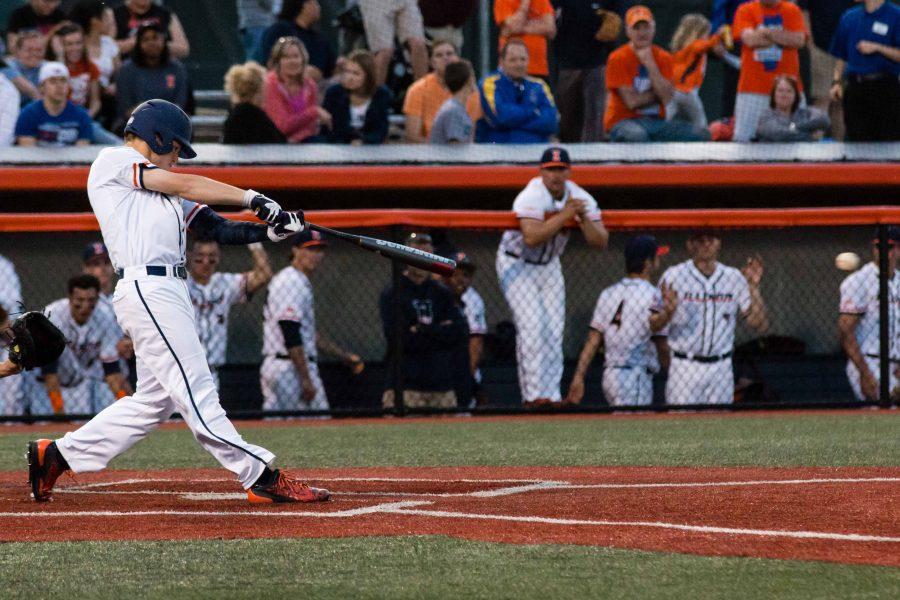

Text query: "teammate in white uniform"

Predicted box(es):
[0, 254, 22, 315]
[659, 230, 768, 405]
[26, 99, 329, 504]
[187, 239, 272, 389]
[261, 230, 362, 412]
[838, 228, 900, 401]
[496, 147, 608, 407]
[568, 236, 676, 407]
[41, 275, 131, 415]
[0, 305, 24, 416]
[82, 242, 134, 385]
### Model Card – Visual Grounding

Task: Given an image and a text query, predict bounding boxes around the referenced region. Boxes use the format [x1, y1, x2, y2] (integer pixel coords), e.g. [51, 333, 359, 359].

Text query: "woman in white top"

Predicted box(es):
[69, 1, 120, 127]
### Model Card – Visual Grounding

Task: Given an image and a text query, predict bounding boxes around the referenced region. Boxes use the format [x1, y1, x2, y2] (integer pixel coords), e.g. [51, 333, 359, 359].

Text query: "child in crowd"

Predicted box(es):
[667, 13, 725, 129]
[429, 59, 475, 144]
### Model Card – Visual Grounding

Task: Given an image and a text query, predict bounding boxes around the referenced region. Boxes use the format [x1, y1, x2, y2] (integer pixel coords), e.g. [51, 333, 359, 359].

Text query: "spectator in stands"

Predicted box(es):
[494, 0, 556, 80]
[380, 232, 468, 410]
[418, 0, 478, 52]
[731, 0, 807, 142]
[263, 36, 327, 143]
[46, 23, 100, 121]
[68, 1, 120, 130]
[115, 22, 189, 129]
[668, 14, 726, 130]
[712, 0, 751, 119]
[223, 61, 285, 144]
[475, 39, 558, 144]
[554, 0, 624, 142]
[15, 61, 93, 146]
[3, 30, 46, 107]
[259, 0, 335, 81]
[322, 50, 392, 145]
[403, 39, 479, 143]
[604, 5, 709, 142]
[6, 0, 66, 51]
[429, 59, 475, 144]
[829, 0, 900, 142]
[0, 60, 20, 148]
[113, 0, 190, 60]
[756, 74, 829, 141]
[358, 0, 429, 86]
[237, 0, 275, 63]
[799, 0, 854, 140]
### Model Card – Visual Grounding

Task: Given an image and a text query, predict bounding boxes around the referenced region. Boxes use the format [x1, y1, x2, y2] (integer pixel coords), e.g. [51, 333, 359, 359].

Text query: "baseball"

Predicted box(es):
[835, 252, 860, 271]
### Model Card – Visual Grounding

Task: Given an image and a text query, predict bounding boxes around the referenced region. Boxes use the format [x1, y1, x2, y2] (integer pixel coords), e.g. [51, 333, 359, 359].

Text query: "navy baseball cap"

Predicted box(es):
[540, 147, 570, 169]
[291, 229, 327, 248]
[404, 232, 433, 246]
[82, 241, 109, 262]
[452, 251, 476, 272]
[624, 235, 669, 271]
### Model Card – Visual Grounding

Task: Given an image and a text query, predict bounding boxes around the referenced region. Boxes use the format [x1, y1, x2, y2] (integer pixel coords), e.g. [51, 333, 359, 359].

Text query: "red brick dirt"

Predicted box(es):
[2, 466, 898, 566]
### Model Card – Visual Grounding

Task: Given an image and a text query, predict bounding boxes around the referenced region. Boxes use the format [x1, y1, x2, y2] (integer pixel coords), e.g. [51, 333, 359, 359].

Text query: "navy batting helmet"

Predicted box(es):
[124, 99, 196, 159]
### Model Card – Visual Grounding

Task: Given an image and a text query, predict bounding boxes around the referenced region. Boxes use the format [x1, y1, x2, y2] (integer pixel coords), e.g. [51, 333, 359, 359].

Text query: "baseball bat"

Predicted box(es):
[307, 223, 457, 276]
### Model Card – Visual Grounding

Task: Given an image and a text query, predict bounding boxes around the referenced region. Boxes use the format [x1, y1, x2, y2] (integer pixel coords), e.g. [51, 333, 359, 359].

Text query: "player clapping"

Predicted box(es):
[567, 235, 675, 407]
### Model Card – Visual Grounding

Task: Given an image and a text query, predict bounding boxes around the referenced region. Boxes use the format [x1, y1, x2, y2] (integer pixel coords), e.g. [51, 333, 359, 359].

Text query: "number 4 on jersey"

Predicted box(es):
[610, 300, 624, 328]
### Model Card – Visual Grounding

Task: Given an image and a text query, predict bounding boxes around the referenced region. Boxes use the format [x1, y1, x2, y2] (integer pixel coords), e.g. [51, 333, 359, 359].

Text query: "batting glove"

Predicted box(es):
[244, 189, 282, 225]
[267, 210, 306, 242]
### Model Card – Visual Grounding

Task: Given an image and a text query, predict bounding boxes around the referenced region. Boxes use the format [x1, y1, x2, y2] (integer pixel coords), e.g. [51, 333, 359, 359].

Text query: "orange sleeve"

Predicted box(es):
[605, 49, 631, 90]
[466, 91, 482, 122]
[656, 50, 674, 81]
[695, 34, 721, 55]
[402, 81, 422, 116]
[782, 4, 807, 35]
[532, 0, 554, 17]
[732, 3, 756, 39]
[494, 0, 513, 25]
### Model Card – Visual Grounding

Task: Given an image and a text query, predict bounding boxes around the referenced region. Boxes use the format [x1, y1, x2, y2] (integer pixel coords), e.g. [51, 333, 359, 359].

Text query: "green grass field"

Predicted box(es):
[2, 412, 899, 599]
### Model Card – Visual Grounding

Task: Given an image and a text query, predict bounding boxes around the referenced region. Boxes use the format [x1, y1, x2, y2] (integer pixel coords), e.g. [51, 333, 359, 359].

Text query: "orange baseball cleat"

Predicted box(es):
[247, 469, 331, 504]
[27, 439, 69, 502]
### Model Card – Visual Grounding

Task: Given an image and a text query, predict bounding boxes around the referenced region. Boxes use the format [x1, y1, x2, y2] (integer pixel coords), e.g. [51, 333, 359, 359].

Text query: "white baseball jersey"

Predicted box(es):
[461, 287, 487, 336]
[591, 278, 664, 370]
[87, 146, 205, 269]
[44, 297, 120, 385]
[0, 254, 22, 313]
[187, 272, 248, 368]
[659, 260, 751, 356]
[498, 177, 601, 264]
[263, 266, 316, 359]
[839, 262, 900, 359]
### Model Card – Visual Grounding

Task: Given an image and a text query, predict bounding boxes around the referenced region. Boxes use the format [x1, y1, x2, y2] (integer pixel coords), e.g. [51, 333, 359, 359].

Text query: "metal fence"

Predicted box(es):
[0, 209, 897, 420]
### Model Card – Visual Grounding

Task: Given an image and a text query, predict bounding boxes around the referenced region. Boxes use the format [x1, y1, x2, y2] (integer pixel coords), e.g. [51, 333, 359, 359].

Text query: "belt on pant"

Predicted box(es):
[503, 250, 550, 266]
[115, 265, 187, 280]
[274, 353, 316, 363]
[864, 353, 900, 363]
[846, 73, 898, 84]
[673, 351, 732, 363]
[608, 365, 654, 374]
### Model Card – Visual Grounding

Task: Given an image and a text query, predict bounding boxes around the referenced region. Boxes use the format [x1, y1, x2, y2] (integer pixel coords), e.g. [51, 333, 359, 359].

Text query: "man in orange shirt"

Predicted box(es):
[732, 0, 807, 141]
[403, 39, 480, 142]
[494, 0, 557, 78]
[604, 5, 709, 141]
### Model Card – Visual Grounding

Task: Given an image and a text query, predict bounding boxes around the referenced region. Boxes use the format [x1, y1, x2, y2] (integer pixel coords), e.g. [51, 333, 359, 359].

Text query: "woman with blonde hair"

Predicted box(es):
[667, 13, 725, 129]
[223, 61, 285, 144]
[263, 36, 329, 143]
[322, 50, 392, 145]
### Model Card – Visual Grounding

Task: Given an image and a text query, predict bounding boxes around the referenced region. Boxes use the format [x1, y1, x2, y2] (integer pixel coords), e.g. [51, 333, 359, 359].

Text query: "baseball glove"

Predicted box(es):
[595, 9, 623, 43]
[2, 312, 67, 370]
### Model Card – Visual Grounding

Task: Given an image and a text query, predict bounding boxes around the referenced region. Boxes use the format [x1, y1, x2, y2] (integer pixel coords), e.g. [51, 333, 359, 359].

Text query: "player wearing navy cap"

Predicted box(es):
[567, 235, 675, 406]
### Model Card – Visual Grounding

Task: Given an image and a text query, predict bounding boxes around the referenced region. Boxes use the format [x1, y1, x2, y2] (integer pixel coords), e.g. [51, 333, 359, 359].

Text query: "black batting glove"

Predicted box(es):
[244, 189, 282, 225]
[267, 210, 306, 242]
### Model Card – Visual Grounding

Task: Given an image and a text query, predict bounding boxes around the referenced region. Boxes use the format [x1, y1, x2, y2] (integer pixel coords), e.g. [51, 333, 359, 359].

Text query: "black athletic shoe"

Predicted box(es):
[27, 439, 69, 502]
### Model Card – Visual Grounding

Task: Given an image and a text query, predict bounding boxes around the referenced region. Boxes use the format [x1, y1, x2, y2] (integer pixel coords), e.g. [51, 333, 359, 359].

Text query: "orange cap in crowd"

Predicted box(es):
[625, 5, 654, 28]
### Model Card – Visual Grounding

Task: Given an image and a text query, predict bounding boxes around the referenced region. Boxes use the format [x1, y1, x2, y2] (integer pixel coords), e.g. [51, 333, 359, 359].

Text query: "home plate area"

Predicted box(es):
[2, 466, 898, 566]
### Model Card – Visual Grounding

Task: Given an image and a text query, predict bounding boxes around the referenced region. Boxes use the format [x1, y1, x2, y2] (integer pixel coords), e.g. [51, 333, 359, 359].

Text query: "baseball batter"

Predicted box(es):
[567, 236, 675, 407]
[261, 230, 362, 412]
[26, 99, 329, 504]
[659, 230, 768, 405]
[42, 275, 131, 415]
[838, 228, 900, 401]
[496, 147, 608, 406]
[187, 239, 272, 389]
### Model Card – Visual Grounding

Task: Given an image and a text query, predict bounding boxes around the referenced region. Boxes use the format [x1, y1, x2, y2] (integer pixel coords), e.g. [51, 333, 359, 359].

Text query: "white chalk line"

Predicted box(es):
[563, 477, 900, 490]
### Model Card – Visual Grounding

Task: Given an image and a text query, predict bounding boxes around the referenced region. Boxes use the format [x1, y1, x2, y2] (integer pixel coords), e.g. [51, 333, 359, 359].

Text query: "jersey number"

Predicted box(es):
[610, 301, 624, 328]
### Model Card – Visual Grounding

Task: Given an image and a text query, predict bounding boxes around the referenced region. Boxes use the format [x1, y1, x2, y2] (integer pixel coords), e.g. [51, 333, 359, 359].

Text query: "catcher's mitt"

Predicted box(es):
[595, 9, 623, 43]
[2, 312, 67, 370]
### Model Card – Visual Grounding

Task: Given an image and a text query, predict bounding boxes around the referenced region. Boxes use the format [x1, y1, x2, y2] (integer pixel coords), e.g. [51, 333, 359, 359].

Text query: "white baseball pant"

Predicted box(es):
[666, 356, 734, 405]
[846, 358, 899, 401]
[603, 366, 653, 407]
[260, 356, 328, 411]
[497, 253, 565, 403]
[56, 275, 274, 489]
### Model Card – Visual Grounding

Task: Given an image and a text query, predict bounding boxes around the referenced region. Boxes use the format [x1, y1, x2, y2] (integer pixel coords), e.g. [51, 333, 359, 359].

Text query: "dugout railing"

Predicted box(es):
[0, 207, 897, 421]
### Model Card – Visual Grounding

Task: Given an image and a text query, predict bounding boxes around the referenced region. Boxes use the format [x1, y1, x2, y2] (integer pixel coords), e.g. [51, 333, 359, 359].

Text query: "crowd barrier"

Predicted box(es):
[0, 207, 897, 420]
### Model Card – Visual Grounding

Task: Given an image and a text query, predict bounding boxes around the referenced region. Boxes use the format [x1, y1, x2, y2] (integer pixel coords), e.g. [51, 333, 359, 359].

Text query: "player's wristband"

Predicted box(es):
[49, 390, 63, 414]
[248, 242, 263, 251]
[242, 189, 259, 208]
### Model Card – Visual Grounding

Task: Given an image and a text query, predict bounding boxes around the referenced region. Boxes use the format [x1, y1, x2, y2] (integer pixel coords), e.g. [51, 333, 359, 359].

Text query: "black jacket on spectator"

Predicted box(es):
[322, 84, 392, 145]
[6, 4, 66, 36]
[258, 21, 336, 77]
[553, 0, 624, 69]
[114, 3, 172, 44]
[379, 275, 468, 393]
[222, 102, 286, 144]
